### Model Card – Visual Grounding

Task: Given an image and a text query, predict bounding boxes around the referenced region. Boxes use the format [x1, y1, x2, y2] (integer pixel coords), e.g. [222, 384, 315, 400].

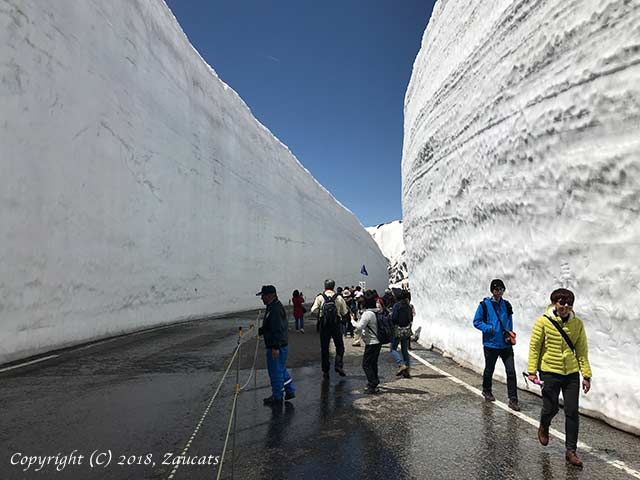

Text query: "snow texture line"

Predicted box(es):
[409, 350, 640, 478]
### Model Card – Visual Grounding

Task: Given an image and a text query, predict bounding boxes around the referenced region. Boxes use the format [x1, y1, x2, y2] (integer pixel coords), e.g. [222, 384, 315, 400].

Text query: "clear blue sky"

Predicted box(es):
[165, 0, 436, 227]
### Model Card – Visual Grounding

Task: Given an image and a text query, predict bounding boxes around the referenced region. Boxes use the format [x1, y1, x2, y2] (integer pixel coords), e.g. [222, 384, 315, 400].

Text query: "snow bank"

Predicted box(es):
[0, 0, 387, 364]
[366, 221, 408, 286]
[403, 0, 640, 433]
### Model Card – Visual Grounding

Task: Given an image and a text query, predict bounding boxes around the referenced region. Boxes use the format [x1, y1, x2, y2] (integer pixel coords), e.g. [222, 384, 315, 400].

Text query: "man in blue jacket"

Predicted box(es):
[257, 285, 295, 406]
[473, 279, 520, 411]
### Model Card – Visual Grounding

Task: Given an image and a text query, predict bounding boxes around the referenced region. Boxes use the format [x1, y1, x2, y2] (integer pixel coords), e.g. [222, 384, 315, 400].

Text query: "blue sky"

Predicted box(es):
[165, 0, 436, 227]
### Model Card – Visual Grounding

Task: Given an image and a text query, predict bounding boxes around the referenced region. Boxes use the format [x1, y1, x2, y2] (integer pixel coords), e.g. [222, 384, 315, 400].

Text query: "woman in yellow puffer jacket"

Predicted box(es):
[527, 288, 592, 468]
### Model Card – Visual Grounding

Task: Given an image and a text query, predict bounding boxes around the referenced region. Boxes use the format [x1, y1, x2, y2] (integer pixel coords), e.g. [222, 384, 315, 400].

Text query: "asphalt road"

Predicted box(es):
[1, 309, 639, 480]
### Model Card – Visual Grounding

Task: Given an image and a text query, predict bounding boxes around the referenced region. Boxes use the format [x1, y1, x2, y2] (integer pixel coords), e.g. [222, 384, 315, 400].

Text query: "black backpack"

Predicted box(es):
[480, 299, 512, 322]
[394, 301, 413, 327]
[321, 293, 339, 327]
[370, 309, 394, 345]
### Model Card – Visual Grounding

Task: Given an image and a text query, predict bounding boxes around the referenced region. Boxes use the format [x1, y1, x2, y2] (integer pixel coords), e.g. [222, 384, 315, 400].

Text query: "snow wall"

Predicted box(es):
[0, 0, 388, 365]
[403, 0, 640, 434]
[366, 221, 408, 286]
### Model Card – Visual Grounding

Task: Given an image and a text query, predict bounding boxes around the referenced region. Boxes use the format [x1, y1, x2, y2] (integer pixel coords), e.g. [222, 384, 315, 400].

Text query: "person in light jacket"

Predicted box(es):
[351, 290, 381, 394]
[527, 288, 592, 468]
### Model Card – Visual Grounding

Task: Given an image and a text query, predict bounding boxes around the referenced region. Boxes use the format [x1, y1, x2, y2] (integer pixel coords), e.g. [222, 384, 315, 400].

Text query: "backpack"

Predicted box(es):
[321, 293, 339, 327]
[370, 309, 394, 344]
[480, 299, 513, 322]
[394, 301, 413, 327]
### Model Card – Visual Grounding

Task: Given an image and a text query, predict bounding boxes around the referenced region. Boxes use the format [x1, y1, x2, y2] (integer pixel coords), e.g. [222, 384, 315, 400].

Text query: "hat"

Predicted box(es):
[256, 285, 277, 296]
[490, 279, 506, 291]
[343, 289, 351, 297]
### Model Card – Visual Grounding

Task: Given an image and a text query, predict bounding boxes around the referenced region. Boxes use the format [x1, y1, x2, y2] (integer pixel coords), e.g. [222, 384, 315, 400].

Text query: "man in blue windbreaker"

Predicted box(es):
[257, 285, 295, 406]
[473, 279, 520, 411]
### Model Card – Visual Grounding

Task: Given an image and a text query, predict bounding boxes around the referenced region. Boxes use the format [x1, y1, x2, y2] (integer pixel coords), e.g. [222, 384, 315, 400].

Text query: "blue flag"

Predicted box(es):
[360, 265, 368, 276]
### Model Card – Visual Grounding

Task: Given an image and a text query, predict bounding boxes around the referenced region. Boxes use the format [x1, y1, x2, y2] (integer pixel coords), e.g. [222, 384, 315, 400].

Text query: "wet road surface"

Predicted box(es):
[1, 309, 639, 480]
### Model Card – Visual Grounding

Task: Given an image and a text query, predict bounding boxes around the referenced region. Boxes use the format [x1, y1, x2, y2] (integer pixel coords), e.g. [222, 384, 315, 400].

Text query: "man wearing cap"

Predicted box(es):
[527, 288, 592, 467]
[257, 285, 295, 406]
[472, 278, 520, 411]
[311, 279, 349, 378]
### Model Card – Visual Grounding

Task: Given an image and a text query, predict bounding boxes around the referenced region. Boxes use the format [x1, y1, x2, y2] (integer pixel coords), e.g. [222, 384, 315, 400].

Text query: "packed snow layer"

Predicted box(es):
[403, 0, 640, 433]
[366, 221, 408, 286]
[0, 0, 387, 364]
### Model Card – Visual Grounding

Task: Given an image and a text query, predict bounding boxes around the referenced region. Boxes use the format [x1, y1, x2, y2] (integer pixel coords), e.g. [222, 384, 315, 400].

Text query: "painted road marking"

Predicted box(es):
[0, 355, 59, 373]
[409, 350, 640, 479]
[1, 323, 184, 371]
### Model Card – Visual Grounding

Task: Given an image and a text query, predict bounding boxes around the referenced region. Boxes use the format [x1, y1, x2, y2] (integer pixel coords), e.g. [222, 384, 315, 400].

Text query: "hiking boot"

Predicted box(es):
[363, 385, 379, 394]
[537, 424, 549, 446]
[482, 391, 496, 402]
[565, 450, 583, 467]
[402, 368, 411, 379]
[508, 399, 521, 411]
[396, 364, 408, 377]
[263, 396, 283, 406]
[335, 367, 346, 377]
[284, 391, 296, 400]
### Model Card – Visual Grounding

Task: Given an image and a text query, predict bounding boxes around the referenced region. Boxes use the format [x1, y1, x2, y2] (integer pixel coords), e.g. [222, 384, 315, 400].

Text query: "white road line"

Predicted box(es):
[0, 355, 59, 373]
[409, 350, 640, 479]
[2, 323, 184, 370]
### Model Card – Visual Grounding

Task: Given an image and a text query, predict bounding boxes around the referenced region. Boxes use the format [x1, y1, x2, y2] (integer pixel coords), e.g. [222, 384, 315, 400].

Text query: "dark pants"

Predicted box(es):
[363, 343, 382, 388]
[540, 372, 580, 451]
[483, 346, 517, 400]
[320, 323, 344, 372]
[341, 316, 354, 336]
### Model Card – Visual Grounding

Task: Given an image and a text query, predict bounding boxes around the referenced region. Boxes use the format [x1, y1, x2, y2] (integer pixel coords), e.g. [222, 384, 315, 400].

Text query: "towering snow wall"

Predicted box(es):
[403, 0, 640, 433]
[366, 221, 408, 286]
[0, 0, 387, 364]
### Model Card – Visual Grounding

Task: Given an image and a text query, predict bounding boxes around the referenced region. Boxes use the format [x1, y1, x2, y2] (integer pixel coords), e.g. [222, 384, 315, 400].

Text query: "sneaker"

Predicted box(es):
[300, 329, 304, 333]
[565, 450, 583, 467]
[508, 399, 521, 411]
[396, 364, 408, 377]
[363, 386, 380, 394]
[284, 391, 296, 400]
[335, 367, 346, 377]
[538, 424, 549, 446]
[402, 368, 411, 379]
[482, 391, 496, 402]
[263, 396, 283, 406]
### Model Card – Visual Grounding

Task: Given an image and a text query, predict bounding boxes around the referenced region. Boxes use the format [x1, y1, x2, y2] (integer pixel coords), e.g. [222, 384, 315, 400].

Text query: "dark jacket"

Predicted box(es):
[262, 298, 288, 349]
[391, 300, 413, 327]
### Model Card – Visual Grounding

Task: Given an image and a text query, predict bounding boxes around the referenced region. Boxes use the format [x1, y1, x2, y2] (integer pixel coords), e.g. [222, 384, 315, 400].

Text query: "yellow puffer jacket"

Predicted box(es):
[527, 305, 592, 378]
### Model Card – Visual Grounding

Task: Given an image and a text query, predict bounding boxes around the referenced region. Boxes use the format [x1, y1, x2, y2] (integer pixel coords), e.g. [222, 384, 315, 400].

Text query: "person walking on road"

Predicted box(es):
[527, 288, 592, 468]
[472, 279, 520, 411]
[311, 279, 349, 378]
[351, 290, 382, 394]
[257, 285, 295, 406]
[390, 289, 413, 378]
[292, 289, 305, 333]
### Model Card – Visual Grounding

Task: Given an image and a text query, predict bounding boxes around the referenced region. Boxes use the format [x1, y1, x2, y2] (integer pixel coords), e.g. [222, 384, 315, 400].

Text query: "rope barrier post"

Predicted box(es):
[254, 311, 260, 391]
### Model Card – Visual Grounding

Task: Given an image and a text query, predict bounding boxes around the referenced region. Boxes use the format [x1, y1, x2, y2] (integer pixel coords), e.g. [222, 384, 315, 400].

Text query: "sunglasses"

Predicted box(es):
[556, 298, 573, 306]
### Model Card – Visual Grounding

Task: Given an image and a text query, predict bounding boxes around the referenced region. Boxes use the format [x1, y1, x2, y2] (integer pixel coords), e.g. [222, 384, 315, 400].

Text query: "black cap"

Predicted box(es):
[490, 279, 506, 291]
[256, 285, 277, 296]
